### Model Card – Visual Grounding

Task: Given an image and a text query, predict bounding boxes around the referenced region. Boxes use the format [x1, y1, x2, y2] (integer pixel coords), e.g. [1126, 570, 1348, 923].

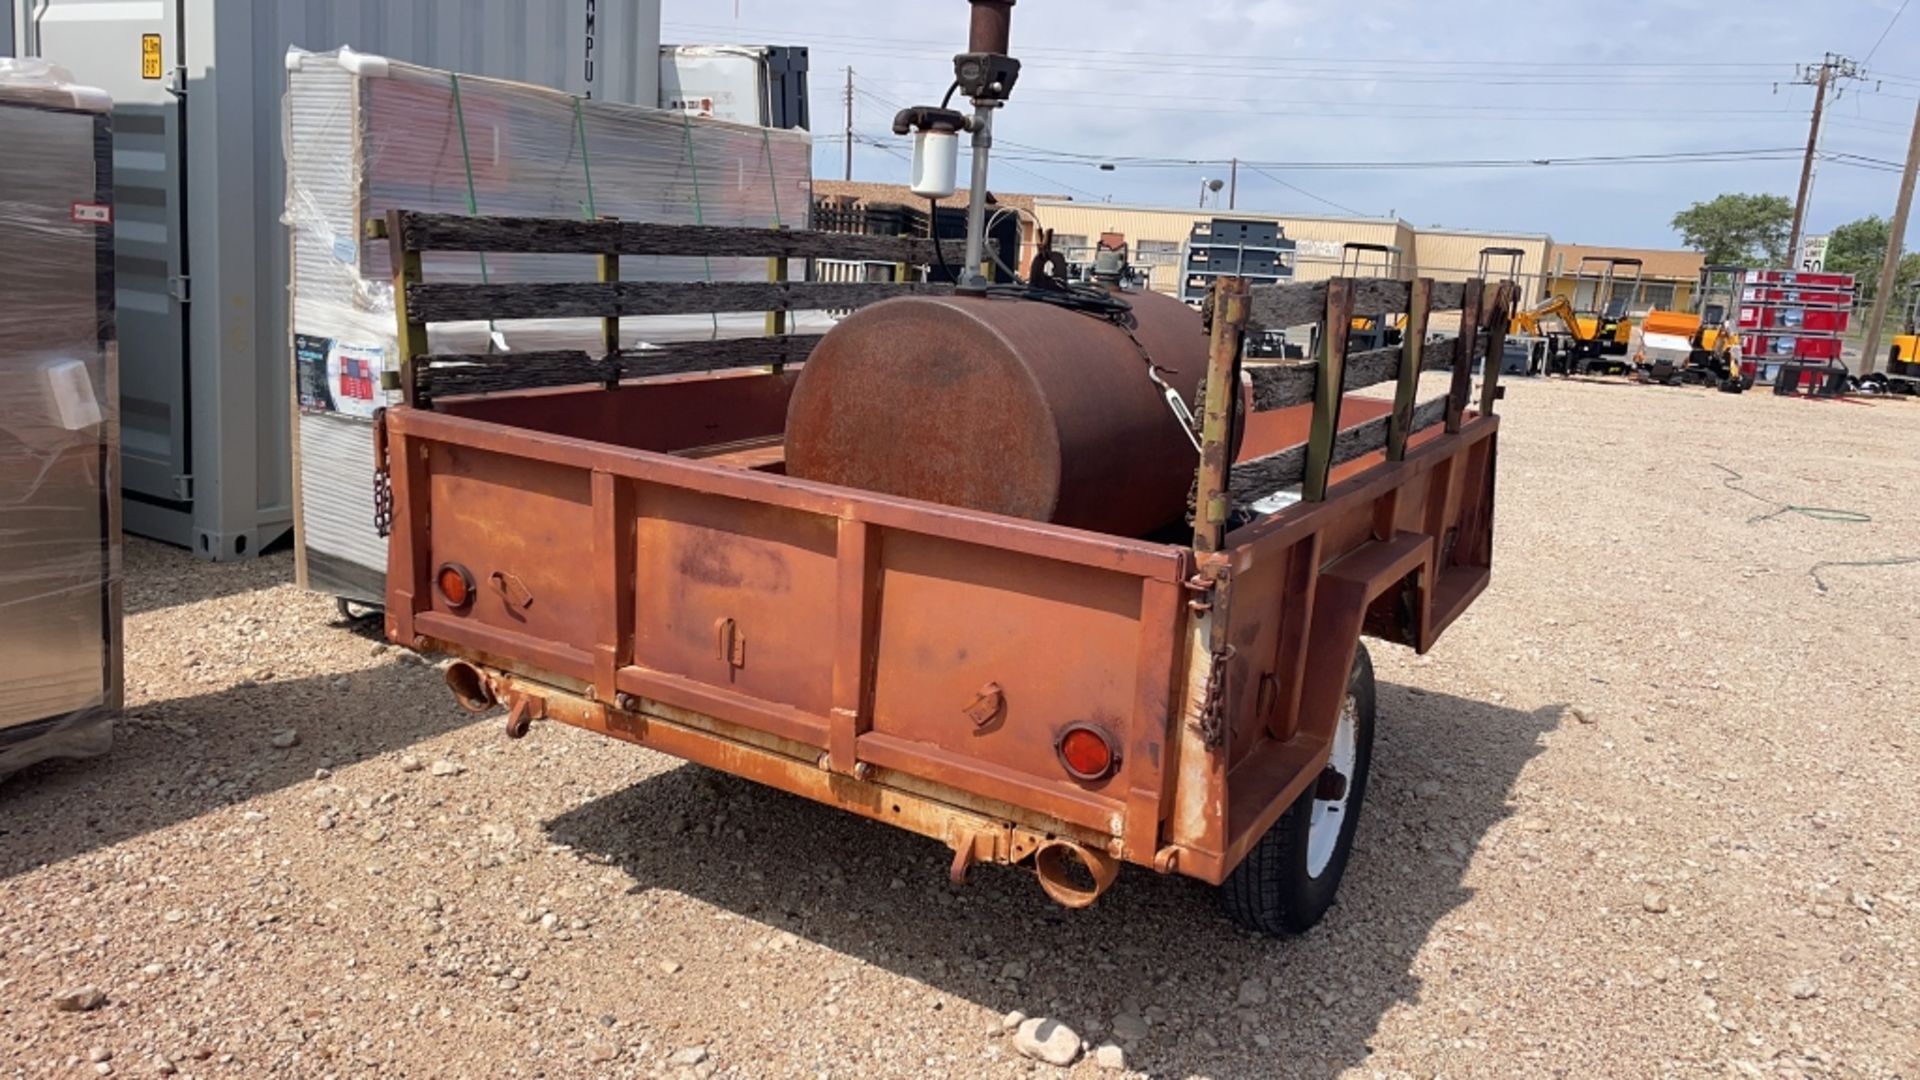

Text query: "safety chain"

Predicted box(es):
[1196, 642, 1235, 749]
[372, 409, 394, 540]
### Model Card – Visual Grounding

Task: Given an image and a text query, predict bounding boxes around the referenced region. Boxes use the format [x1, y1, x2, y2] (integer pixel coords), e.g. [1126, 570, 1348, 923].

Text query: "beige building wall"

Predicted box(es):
[1029, 201, 1549, 320]
[1027, 203, 1214, 294]
[1413, 231, 1553, 307]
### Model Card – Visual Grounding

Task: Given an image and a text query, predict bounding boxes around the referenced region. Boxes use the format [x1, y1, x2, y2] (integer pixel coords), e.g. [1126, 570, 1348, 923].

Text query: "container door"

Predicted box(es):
[21, 0, 191, 529]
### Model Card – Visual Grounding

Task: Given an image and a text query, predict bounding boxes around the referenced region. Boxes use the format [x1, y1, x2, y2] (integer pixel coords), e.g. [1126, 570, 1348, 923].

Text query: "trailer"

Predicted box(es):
[368, 205, 1515, 934]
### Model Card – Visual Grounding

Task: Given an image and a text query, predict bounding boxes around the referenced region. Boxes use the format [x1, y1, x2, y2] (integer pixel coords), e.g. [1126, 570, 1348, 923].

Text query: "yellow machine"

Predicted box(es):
[1341, 242, 1407, 350]
[1634, 265, 1745, 391]
[1510, 294, 1600, 341]
[1500, 255, 1642, 376]
[1568, 256, 1642, 372]
[1885, 285, 1920, 381]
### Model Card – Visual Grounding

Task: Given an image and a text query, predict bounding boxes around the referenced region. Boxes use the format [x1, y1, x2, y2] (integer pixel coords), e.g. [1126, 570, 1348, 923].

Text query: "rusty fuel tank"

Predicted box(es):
[784, 288, 1210, 537]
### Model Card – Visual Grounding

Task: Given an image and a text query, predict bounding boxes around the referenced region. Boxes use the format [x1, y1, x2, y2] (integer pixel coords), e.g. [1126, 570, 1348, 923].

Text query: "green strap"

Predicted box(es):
[680, 112, 720, 338]
[572, 96, 598, 221]
[448, 73, 499, 349]
[761, 127, 783, 228]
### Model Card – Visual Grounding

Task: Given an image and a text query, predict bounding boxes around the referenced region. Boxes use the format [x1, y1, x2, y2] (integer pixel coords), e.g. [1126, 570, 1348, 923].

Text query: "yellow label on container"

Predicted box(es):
[141, 34, 163, 79]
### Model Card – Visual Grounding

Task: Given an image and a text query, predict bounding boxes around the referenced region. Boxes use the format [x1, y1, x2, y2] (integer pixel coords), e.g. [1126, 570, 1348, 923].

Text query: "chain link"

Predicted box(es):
[1196, 643, 1235, 749]
[372, 410, 394, 540]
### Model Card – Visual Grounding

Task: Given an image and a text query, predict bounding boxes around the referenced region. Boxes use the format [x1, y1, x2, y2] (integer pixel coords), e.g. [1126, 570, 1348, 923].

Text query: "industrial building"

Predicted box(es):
[1541, 243, 1706, 314]
[813, 184, 1706, 326]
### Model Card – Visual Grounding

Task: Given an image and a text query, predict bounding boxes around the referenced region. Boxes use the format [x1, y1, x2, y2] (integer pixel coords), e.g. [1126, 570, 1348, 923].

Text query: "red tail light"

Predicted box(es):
[436, 562, 475, 610]
[1057, 724, 1119, 782]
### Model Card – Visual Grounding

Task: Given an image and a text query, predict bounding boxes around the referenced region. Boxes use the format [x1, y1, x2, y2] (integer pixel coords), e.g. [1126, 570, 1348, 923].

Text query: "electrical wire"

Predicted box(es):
[667, 21, 1794, 85]
[1243, 164, 1369, 217]
[1707, 464, 1919, 593]
[1810, 557, 1920, 593]
[1866, 0, 1913, 63]
[1712, 463, 1872, 524]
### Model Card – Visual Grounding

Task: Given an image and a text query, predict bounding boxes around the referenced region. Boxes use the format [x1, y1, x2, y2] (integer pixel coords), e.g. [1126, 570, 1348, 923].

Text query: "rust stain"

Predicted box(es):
[676, 536, 793, 593]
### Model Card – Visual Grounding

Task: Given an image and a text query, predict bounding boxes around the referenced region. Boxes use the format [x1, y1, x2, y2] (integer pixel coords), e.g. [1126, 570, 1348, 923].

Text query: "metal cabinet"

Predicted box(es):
[0, 67, 121, 775]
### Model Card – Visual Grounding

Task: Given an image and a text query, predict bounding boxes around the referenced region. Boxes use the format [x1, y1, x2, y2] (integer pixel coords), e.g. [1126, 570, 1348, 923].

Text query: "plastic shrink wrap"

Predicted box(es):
[284, 48, 815, 604]
[0, 60, 122, 783]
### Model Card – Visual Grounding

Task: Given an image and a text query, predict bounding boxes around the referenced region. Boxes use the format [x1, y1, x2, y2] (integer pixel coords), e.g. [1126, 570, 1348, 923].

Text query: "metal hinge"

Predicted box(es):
[173, 473, 193, 501]
[167, 275, 191, 303]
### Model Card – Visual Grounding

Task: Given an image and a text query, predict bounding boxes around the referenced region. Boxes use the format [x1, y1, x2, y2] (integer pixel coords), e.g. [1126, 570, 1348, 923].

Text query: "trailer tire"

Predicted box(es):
[1219, 644, 1376, 936]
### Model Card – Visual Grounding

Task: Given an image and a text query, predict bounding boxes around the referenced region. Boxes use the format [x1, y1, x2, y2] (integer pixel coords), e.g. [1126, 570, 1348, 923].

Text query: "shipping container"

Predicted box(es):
[5, 0, 663, 558]
[658, 44, 809, 129]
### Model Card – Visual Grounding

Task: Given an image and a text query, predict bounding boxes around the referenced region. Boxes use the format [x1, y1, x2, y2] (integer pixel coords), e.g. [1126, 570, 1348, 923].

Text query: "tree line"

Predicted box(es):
[1672, 193, 1920, 298]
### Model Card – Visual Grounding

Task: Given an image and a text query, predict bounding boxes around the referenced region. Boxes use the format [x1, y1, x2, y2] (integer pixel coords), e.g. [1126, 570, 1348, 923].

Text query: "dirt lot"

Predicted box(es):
[2, 379, 1917, 1079]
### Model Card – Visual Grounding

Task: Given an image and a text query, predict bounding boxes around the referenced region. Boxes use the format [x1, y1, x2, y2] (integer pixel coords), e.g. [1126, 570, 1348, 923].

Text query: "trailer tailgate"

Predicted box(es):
[384, 406, 1193, 855]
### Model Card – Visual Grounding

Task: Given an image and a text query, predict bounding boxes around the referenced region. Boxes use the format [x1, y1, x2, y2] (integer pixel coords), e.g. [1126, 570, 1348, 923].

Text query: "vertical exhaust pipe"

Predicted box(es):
[967, 0, 1014, 53]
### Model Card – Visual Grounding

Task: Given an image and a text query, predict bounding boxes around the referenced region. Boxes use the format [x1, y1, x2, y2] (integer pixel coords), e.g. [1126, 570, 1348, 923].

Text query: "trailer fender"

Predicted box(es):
[1298, 532, 1432, 739]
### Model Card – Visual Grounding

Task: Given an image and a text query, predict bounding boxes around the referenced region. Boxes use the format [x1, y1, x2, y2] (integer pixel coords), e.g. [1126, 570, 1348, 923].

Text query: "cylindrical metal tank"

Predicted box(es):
[785, 288, 1210, 537]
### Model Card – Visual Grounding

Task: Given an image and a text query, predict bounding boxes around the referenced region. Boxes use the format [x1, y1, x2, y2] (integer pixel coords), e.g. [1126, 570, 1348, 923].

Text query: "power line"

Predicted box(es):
[1866, 0, 1913, 63]
[986, 147, 1808, 172]
[869, 83, 1818, 117]
[663, 20, 1793, 71]
[1243, 164, 1368, 217]
[991, 140, 1804, 166]
[845, 75, 1109, 200]
[666, 22, 1792, 89]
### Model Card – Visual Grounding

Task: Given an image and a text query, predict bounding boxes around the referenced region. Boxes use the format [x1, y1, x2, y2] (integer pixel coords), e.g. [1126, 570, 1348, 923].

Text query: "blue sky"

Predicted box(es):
[663, 0, 1920, 249]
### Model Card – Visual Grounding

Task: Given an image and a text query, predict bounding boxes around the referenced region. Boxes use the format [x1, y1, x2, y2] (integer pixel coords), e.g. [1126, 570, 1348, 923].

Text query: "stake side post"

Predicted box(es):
[1446, 277, 1486, 433]
[1302, 278, 1356, 502]
[1387, 276, 1433, 461]
[1193, 277, 1250, 554]
[1478, 281, 1515, 417]
[384, 209, 431, 408]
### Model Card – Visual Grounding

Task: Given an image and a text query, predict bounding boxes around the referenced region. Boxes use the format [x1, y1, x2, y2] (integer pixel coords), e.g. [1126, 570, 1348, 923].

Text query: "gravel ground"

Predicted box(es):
[2, 379, 1917, 1079]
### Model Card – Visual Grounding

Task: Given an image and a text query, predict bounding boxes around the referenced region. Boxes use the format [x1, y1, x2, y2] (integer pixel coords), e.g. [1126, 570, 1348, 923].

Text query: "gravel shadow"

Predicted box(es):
[0, 662, 469, 880]
[121, 536, 297, 616]
[545, 682, 1561, 1078]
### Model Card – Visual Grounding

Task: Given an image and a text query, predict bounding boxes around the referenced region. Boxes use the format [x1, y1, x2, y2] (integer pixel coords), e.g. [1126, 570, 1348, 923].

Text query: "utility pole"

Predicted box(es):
[1858, 98, 1920, 376]
[1229, 158, 1238, 210]
[1787, 53, 1864, 265]
[843, 67, 854, 182]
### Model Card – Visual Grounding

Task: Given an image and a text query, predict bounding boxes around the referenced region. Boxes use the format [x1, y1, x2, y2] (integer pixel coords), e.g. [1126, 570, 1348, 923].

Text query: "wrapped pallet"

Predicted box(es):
[284, 48, 815, 606]
[0, 61, 122, 782]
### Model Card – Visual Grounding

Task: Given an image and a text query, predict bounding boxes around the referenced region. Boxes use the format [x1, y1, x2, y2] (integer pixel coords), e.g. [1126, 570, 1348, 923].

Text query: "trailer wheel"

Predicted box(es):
[335, 597, 381, 622]
[1220, 644, 1377, 936]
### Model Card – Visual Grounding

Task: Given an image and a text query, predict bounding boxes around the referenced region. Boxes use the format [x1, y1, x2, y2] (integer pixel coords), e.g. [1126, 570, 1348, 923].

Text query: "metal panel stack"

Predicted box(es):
[0, 60, 121, 781]
[7, 0, 665, 560]
[1737, 269, 1855, 390]
[1179, 218, 1297, 308]
[284, 48, 814, 608]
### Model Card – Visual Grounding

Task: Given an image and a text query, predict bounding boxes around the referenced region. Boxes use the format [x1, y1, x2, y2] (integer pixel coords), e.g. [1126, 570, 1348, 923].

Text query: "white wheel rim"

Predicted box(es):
[1306, 692, 1359, 879]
